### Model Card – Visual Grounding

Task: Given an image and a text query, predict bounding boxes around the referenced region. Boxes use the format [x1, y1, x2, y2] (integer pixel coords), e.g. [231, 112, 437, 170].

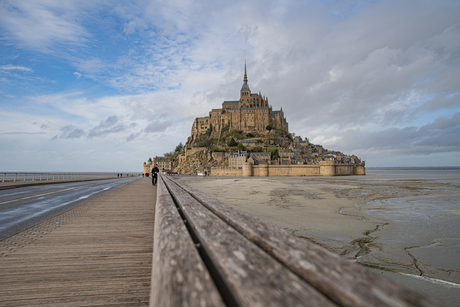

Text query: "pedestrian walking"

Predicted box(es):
[151, 164, 159, 186]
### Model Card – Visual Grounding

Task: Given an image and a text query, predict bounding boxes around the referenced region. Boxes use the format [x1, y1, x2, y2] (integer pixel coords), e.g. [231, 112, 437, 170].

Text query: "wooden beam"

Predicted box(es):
[150, 176, 224, 307]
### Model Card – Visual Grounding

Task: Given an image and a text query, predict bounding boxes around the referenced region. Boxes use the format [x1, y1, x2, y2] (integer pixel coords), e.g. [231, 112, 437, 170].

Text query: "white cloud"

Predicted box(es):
[0, 0, 92, 53]
[1, 0, 460, 170]
[0, 65, 33, 73]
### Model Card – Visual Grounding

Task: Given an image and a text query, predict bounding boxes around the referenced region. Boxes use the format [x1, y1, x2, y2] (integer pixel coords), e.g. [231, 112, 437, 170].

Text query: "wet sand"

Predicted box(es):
[177, 170, 460, 306]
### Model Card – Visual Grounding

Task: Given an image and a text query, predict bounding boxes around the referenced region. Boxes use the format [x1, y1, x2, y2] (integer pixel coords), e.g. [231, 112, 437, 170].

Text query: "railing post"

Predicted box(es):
[2, 173, 5, 182]
[32, 173, 35, 181]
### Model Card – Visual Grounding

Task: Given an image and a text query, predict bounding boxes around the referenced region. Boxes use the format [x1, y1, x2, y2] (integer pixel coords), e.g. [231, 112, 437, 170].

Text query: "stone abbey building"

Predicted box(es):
[188, 63, 288, 146]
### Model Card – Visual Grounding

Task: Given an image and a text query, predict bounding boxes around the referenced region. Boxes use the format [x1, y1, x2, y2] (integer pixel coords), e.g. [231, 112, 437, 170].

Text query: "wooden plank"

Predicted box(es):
[167, 175, 444, 307]
[163, 175, 337, 307]
[150, 176, 225, 307]
[0, 293, 151, 307]
[0, 279, 150, 295]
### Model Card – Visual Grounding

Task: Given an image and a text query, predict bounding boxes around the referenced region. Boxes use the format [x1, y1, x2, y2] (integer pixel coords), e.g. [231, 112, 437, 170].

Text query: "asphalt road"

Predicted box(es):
[0, 177, 139, 241]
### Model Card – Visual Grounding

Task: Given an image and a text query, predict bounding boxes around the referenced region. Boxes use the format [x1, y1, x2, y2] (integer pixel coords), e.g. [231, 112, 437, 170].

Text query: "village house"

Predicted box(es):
[229, 151, 247, 168]
[154, 156, 172, 171]
[279, 148, 294, 158]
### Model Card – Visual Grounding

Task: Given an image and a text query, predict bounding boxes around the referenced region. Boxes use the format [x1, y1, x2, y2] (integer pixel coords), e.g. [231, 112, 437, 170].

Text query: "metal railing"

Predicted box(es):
[1, 172, 137, 183]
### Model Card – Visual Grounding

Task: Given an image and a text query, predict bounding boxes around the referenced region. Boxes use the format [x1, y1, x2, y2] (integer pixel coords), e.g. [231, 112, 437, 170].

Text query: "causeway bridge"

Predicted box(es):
[0, 175, 443, 306]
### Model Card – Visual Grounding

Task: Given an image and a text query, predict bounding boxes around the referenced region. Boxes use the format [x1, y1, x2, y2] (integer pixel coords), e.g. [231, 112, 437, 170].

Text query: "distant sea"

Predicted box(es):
[367, 166, 460, 171]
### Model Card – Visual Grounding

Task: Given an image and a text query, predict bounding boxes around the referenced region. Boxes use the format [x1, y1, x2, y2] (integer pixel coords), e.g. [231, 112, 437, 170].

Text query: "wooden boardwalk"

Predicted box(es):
[0, 178, 155, 307]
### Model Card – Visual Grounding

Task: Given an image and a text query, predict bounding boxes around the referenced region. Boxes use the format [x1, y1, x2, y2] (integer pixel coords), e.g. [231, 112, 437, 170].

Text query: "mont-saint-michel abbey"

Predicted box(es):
[144, 62, 365, 177]
[188, 63, 289, 145]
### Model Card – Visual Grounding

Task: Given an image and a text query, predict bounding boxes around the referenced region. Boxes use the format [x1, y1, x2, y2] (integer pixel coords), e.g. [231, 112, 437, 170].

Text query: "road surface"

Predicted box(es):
[0, 178, 139, 241]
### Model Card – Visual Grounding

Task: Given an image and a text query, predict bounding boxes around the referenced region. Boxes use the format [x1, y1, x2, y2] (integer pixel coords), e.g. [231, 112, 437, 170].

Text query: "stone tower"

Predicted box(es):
[240, 61, 251, 107]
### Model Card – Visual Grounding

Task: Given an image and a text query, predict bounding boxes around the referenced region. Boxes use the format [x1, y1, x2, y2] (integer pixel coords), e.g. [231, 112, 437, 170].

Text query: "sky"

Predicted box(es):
[0, 0, 459, 172]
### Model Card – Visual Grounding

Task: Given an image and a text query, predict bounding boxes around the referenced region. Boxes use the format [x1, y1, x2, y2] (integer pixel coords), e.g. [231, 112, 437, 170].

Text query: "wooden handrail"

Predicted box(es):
[150, 174, 224, 306]
[151, 174, 444, 307]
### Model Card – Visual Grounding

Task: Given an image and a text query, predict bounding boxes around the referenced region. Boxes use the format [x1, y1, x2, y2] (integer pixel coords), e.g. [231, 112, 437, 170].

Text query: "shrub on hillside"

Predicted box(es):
[237, 143, 247, 151]
[195, 134, 212, 147]
[210, 147, 225, 152]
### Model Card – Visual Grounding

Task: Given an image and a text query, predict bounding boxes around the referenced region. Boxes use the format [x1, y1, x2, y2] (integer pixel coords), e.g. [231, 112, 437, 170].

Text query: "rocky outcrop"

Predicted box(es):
[174, 148, 230, 174]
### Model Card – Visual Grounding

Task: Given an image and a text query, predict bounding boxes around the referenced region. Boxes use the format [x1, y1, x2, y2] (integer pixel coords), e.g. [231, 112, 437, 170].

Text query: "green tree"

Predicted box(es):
[237, 143, 247, 151]
[266, 125, 272, 131]
[228, 138, 238, 147]
[270, 148, 280, 160]
[175, 142, 183, 152]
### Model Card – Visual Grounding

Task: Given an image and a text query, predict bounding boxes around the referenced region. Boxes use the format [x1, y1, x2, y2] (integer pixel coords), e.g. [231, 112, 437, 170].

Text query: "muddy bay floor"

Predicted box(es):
[178, 171, 460, 307]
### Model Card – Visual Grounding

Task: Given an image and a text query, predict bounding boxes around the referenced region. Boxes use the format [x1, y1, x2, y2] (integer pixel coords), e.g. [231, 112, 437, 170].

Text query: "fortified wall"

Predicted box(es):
[210, 161, 365, 177]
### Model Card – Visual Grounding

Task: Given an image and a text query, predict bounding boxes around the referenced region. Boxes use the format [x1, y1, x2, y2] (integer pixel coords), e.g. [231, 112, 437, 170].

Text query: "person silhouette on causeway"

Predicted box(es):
[151, 164, 159, 186]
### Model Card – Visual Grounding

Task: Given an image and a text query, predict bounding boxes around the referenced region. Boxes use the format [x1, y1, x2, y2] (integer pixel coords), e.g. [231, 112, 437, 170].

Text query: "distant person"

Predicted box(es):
[117, 173, 119, 177]
[151, 164, 159, 186]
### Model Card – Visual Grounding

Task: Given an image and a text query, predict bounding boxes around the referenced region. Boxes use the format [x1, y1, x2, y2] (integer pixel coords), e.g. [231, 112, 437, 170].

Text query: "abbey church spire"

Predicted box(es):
[244, 61, 248, 83]
[241, 60, 250, 92]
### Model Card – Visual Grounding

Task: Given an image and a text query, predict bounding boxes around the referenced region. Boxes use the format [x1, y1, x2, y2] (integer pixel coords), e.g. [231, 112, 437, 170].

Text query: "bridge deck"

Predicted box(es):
[0, 178, 155, 307]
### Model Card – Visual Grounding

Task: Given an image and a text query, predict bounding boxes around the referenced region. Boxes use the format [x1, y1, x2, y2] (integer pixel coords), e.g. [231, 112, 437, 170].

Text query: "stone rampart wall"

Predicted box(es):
[335, 164, 355, 175]
[209, 167, 242, 177]
[265, 165, 321, 176]
[209, 162, 365, 177]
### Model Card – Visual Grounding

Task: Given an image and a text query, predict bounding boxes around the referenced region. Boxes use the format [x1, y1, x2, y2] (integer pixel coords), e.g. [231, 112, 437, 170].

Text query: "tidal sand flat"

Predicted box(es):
[177, 170, 460, 306]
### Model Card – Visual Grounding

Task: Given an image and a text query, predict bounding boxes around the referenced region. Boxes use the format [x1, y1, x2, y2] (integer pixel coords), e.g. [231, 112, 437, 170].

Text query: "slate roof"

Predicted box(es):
[232, 107, 268, 111]
[241, 81, 250, 91]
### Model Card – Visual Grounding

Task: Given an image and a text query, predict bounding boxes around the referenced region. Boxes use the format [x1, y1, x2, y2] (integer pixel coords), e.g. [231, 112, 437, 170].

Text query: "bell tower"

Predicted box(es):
[240, 60, 251, 107]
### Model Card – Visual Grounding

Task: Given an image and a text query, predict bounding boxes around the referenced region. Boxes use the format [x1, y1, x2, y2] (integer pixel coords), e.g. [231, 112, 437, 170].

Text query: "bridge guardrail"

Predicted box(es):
[1, 172, 137, 183]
